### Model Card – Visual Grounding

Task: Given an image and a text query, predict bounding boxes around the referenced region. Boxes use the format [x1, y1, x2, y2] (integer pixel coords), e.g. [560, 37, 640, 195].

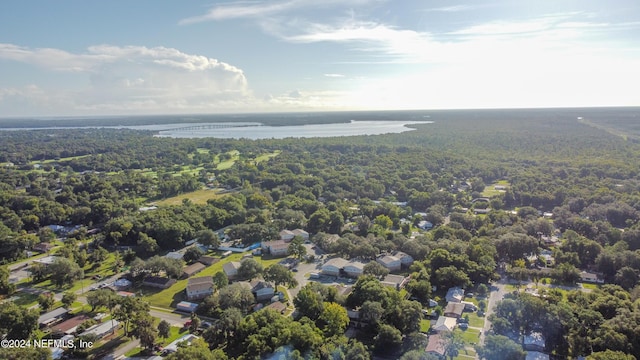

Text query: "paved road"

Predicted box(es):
[479, 280, 507, 346]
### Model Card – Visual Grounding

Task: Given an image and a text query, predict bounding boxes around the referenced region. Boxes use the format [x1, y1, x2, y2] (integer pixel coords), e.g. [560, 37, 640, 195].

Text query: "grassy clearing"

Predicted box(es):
[216, 150, 240, 170]
[155, 188, 223, 206]
[253, 150, 281, 164]
[481, 180, 510, 197]
[11, 293, 39, 308]
[454, 347, 477, 360]
[580, 282, 600, 290]
[420, 319, 430, 333]
[456, 327, 481, 345]
[468, 312, 485, 328]
[29, 154, 91, 164]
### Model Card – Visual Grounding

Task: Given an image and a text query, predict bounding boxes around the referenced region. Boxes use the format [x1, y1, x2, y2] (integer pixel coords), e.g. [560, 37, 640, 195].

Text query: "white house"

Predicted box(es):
[262, 240, 289, 257]
[394, 251, 414, 267]
[279, 230, 295, 242]
[291, 229, 309, 240]
[322, 258, 349, 277]
[445, 287, 464, 303]
[223, 261, 241, 280]
[186, 277, 214, 300]
[165, 251, 184, 260]
[79, 320, 120, 339]
[343, 261, 366, 278]
[251, 280, 275, 301]
[432, 316, 456, 332]
[376, 255, 401, 272]
[164, 334, 199, 354]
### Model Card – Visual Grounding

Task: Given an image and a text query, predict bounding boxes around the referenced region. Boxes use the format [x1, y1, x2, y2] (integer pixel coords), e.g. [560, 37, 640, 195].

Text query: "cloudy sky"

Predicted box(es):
[1, 0, 639, 117]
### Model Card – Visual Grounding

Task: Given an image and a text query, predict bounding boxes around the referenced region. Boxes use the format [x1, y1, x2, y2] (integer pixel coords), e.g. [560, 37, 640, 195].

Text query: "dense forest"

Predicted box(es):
[2, 107, 640, 359]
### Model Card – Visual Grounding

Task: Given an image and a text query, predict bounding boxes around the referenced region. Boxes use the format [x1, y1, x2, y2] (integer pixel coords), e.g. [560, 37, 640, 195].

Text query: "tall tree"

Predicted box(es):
[264, 264, 297, 290]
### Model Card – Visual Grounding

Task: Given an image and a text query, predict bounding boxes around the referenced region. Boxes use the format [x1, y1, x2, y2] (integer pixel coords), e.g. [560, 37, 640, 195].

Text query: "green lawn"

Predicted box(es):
[29, 154, 91, 165]
[155, 188, 223, 206]
[253, 150, 281, 164]
[481, 180, 510, 197]
[456, 328, 481, 345]
[420, 319, 430, 333]
[467, 312, 485, 328]
[580, 282, 600, 290]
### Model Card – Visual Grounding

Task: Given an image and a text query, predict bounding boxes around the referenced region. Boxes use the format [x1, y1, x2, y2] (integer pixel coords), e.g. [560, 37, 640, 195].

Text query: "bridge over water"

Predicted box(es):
[163, 123, 262, 132]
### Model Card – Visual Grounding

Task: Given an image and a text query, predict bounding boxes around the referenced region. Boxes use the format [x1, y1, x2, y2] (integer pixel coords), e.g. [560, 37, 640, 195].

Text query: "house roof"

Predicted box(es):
[444, 302, 465, 316]
[165, 334, 199, 353]
[380, 274, 409, 289]
[266, 301, 286, 313]
[425, 333, 446, 355]
[323, 257, 349, 269]
[183, 262, 206, 276]
[524, 332, 545, 348]
[188, 276, 214, 285]
[344, 261, 366, 271]
[377, 255, 400, 265]
[280, 230, 294, 237]
[51, 315, 89, 334]
[165, 251, 184, 260]
[250, 280, 273, 292]
[292, 229, 309, 236]
[79, 320, 119, 338]
[433, 316, 456, 332]
[198, 256, 219, 266]
[38, 307, 69, 324]
[446, 287, 464, 302]
[223, 261, 241, 273]
[526, 352, 550, 360]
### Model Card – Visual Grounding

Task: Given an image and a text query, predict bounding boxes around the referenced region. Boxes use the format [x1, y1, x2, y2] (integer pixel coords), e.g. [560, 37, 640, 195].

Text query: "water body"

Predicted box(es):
[154, 120, 433, 139]
[0, 120, 432, 139]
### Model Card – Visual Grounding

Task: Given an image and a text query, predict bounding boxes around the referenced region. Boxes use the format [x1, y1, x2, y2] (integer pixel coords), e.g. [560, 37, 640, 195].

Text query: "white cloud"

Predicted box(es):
[324, 73, 345, 78]
[179, 0, 385, 24]
[0, 44, 251, 115]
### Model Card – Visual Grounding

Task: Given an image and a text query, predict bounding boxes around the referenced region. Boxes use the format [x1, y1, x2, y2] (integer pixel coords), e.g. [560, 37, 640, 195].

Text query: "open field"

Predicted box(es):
[481, 180, 510, 197]
[154, 188, 223, 206]
[29, 154, 91, 164]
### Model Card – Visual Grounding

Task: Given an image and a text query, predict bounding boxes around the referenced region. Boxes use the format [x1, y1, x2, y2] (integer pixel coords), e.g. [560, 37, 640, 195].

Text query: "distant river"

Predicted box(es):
[0, 120, 432, 139]
[153, 120, 432, 139]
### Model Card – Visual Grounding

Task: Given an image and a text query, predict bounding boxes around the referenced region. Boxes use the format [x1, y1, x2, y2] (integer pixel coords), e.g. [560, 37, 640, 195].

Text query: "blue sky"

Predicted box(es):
[1, 0, 639, 116]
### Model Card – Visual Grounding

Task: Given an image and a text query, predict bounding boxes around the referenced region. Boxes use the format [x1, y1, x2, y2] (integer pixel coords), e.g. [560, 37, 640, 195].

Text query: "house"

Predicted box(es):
[380, 274, 410, 290]
[38, 307, 69, 327]
[223, 261, 241, 279]
[51, 315, 89, 335]
[176, 301, 199, 313]
[539, 250, 555, 267]
[164, 334, 199, 354]
[443, 302, 466, 318]
[33, 242, 54, 253]
[445, 287, 464, 303]
[526, 352, 550, 360]
[79, 320, 120, 339]
[418, 220, 433, 230]
[116, 291, 135, 297]
[251, 280, 275, 301]
[523, 332, 546, 352]
[580, 271, 605, 284]
[182, 262, 206, 279]
[394, 251, 414, 267]
[186, 277, 214, 300]
[425, 333, 446, 358]
[279, 230, 295, 241]
[113, 278, 132, 290]
[432, 316, 457, 332]
[376, 255, 401, 272]
[291, 229, 309, 241]
[33, 255, 62, 267]
[343, 261, 367, 278]
[541, 235, 559, 246]
[198, 256, 219, 266]
[262, 240, 289, 257]
[142, 276, 176, 289]
[265, 301, 286, 314]
[322, 257, 349, 277]
[165, 251, 184, 261]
